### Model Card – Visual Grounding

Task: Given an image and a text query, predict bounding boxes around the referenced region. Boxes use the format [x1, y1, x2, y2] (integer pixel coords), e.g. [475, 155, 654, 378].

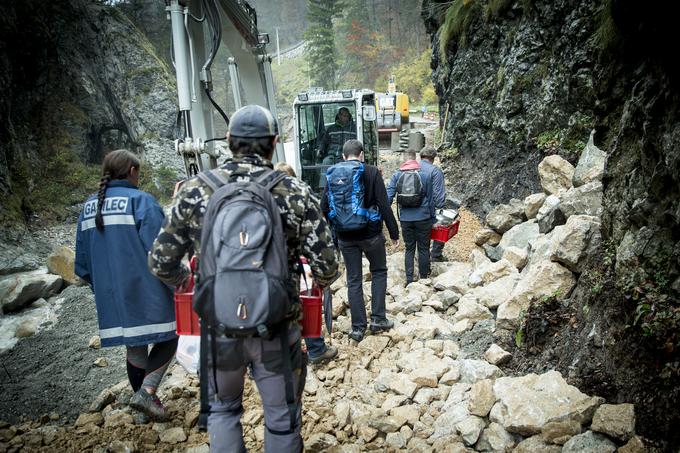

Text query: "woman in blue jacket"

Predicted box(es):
[75, 149, 177, 421]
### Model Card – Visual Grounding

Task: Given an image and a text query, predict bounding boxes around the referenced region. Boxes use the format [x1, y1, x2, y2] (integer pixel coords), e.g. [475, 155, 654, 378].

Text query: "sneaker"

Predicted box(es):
[348, 328, 365, 342]
[370, 318, 394, 333]
[129, 388, 169, 421]
[308, 345, 338, 364]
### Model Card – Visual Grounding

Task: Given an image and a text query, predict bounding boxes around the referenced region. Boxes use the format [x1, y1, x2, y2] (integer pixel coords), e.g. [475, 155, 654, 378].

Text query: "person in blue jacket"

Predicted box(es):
[387, 149, 446, 285]
[75, 149, 177, 421]
[420, 146, 448, 262]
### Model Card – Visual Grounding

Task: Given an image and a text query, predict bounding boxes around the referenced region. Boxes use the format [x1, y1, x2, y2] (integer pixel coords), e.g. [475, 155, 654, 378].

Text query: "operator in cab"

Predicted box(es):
[318, 107, 356, 164]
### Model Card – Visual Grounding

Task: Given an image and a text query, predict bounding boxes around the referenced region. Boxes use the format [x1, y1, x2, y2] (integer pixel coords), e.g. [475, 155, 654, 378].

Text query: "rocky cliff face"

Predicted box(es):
[0, 0, 182, 224]
[424, 0, 680, 447]
[422, 0, 598, 215]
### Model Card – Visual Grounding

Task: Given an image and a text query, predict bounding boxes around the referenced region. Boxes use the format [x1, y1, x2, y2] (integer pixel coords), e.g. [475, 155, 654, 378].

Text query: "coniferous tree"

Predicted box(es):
[304, 0, 342, 90]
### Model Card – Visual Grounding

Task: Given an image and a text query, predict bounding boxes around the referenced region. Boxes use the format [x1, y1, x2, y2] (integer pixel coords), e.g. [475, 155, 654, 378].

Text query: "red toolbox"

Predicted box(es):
[430, 220, 460, 243]
[300, 286, 323, 338]
[174, 257, 200, 336]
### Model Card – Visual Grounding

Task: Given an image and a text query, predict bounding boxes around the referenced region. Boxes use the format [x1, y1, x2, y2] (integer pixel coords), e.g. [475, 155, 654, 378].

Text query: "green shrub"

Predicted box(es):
[485, 0, 514, 20]
[593, 0, 621, 58]
[439, 0, 483, 61]
[139, 164, 179, 204]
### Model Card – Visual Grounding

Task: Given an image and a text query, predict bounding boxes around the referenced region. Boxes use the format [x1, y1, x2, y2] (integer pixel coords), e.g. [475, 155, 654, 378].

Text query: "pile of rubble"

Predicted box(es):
[0, 133, 648, 452]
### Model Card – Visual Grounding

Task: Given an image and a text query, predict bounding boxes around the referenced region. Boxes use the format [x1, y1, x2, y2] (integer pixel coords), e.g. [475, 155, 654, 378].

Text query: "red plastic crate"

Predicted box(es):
[174, 291, 200, 336]
[430, 220, 460, 243]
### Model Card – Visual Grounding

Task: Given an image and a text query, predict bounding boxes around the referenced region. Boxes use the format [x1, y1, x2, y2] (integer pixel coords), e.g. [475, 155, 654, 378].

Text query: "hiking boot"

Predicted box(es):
[308, 345, 338, 364]
[370, 318, 394, 333]
[431, 255, 447, 263]
[129, 388, 169, 421]
[348, 328, 365, 342]
[132, 410, 151, 425]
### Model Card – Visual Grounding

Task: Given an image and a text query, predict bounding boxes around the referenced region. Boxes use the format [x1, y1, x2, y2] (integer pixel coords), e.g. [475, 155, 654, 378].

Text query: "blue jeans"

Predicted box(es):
[305, 336, 327, 359]
[338, 233, 388, 331]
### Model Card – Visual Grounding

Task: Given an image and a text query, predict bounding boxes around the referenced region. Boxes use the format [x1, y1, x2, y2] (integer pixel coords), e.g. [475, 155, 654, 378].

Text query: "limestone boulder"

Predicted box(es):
[559, 181, 604, 218]
[496, 261, 576, 329]
[0, 271, 63, 313]
[395, 313, 457, 339]
[561, 431, 616, 453]
[549, 215, 601, 272]
[468, 259, 517, 288]
[590, 403, 635, 442]
[484, 344, 512, 365]
[538, 155, 574, 195]
[466, 274, 519, 310]
[497, 220, 540, 256]
[452, 297, 493, 324]
[432, 262, 473, 294]
[485, 199, 525, 234]
[476, 422, 516, 452]
[47, 246, 84, 286]
[502, 246, 528, 271]
[536, 195, 566, 234]
[474, 228, 502, 247]
[490, 371, 603, 436]
[468, 379, 496, 417]
[572, 130, 606, 187]
[524, 193, 547, 220]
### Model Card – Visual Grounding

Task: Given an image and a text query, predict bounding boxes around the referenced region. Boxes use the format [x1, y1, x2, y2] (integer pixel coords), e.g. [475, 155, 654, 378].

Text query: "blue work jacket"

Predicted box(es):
[387, 160, 443, 222]
[75, 180, 177, 347]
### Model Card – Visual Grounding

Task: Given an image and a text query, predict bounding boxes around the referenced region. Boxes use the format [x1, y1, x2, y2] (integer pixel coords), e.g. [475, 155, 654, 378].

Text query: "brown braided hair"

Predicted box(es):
[95, 149, 141, 231]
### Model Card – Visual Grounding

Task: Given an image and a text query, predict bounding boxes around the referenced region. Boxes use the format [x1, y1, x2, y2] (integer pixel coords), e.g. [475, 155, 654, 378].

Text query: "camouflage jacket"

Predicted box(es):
[148, 155, 340, 292]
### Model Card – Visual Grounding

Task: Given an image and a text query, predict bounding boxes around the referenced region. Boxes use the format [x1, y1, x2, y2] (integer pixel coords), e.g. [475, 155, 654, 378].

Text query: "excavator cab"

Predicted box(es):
[289, 89, 378, 192]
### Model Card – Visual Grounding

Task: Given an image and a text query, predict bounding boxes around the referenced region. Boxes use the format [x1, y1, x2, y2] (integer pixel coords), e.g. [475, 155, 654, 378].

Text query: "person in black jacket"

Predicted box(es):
[322, 139, 400, 342]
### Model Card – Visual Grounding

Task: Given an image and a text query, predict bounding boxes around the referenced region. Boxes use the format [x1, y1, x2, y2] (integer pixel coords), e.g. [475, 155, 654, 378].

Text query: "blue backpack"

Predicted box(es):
[326, 160, 381, 232]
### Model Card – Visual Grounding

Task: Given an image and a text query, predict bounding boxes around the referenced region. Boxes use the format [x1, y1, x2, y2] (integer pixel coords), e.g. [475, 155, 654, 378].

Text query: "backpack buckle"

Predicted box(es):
[256, 324, 270, 339]
[237, 302, 248, 320]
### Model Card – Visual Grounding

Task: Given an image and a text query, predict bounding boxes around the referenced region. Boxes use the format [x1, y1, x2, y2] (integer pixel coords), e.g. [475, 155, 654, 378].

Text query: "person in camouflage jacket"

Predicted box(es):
[148, 105, 339, 452]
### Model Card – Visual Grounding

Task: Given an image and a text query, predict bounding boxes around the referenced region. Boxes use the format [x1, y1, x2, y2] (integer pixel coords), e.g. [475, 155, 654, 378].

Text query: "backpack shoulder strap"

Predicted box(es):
[255, 168, 287, 192]
[197, 170, 229, 192]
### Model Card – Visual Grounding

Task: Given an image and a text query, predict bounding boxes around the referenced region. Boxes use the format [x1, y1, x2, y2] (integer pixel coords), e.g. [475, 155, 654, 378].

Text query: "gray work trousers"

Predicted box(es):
[207, 326, 305, 453]
[338, 233, 388, 330]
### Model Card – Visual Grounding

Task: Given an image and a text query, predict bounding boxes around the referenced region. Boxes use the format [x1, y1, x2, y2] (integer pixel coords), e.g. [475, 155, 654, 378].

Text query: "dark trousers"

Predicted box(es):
[305, 336, 326, 358]
[338, 233, 388, 331]
[431, 239, 445, 259]
[401, 219, 432, 283]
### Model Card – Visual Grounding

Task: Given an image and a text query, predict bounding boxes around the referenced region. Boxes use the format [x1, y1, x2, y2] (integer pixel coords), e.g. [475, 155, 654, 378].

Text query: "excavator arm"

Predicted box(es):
[166, 0, 283, 176]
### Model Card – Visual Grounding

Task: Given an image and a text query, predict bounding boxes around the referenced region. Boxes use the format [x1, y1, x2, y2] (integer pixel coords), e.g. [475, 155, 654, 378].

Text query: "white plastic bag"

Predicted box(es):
[176, 335, 200, 375]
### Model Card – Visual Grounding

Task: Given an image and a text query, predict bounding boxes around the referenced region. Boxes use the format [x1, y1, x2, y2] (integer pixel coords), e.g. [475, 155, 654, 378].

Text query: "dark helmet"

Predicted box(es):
[228, 105, 279, 138]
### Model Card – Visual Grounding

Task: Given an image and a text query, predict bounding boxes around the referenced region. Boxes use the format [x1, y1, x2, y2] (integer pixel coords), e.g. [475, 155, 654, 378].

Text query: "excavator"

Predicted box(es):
[375, 75, 409, 147]
[166, 0, 378, 185]
[166, 0, 282, 176]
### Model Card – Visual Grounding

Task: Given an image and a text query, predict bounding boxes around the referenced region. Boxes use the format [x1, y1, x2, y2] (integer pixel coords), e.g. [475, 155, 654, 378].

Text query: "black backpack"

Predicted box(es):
[395, 170, 424, 207]
[193, 168, 300, 432]
[193, 168, 293, 338]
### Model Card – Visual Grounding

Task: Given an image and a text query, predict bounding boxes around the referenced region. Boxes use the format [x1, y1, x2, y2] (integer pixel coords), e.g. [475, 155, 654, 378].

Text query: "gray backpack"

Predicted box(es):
[192, 169, 293, 338]
[396, 169, 424, 207]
